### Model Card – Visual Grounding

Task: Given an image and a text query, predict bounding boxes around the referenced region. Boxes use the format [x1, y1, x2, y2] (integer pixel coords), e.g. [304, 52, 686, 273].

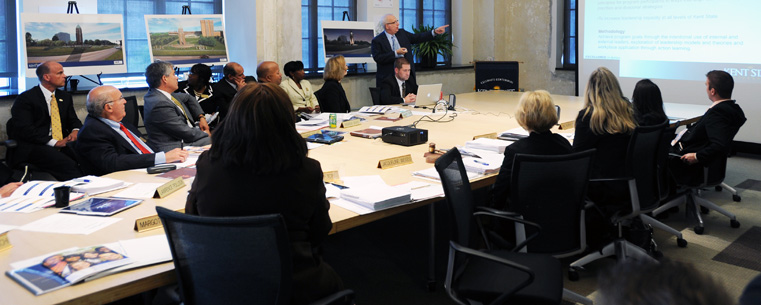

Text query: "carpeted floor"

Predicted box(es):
[324, 153, 761, 304]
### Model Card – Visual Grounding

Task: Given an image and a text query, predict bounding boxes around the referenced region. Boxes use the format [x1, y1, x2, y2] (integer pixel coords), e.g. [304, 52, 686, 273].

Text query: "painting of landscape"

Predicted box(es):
[145, 15, 229, 67]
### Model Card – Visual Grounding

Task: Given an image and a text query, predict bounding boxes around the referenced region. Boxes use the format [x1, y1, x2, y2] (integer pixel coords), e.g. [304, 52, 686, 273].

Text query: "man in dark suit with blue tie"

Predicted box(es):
[370, 14, 449, 89]
[7, 61, 83, 180]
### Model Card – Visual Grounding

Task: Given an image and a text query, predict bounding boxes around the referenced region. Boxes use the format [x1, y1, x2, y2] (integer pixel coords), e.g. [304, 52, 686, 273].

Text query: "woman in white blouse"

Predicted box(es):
[281, 61, 320, 113]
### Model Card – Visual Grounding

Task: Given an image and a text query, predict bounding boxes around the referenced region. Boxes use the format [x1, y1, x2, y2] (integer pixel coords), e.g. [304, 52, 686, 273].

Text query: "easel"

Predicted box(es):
[341, 10, 367, 73]
[63, 1, 103, 92]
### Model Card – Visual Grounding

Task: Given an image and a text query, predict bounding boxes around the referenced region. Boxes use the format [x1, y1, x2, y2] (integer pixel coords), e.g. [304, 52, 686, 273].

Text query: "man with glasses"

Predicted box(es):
[144, 61, 211, 152]
[212, 62, 246, 122]
[76, 85, 188, 175]
[371, 14, 449, 89]
[7, 61, 83, 180]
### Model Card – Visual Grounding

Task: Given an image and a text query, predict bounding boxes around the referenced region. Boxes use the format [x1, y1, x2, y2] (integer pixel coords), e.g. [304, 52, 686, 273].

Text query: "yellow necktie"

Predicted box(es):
[171, 96, 191, 124]
[50, 93, 63, 141]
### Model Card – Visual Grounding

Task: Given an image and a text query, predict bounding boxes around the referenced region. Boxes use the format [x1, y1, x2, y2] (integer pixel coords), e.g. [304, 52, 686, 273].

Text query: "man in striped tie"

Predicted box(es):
[7, 61, 83, 180]
[76, 85, 189, 176]
[143, 61, 211, 152]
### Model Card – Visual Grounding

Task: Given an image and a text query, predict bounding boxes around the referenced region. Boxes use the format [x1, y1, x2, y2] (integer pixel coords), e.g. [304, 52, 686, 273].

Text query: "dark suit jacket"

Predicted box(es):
[7, 86, 83, 165]
[186, 153, 343, 304]
[143, 89, 210, 152]
[177, 82, 218, 116]
[8, 86, 82, 146]
[371, 29, 434, 88]
[492, 131, 573, 209]
[211, 79, 237, 121]
[314, 80, 351, 113]
[675, 100, 745, 164]
[379, 74, 418, 105]
[76, 115, 156, 176]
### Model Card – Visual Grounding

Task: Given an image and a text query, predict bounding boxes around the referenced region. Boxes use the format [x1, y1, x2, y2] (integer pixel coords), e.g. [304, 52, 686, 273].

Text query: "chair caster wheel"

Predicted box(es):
[568, 270, 579, 281]
[733, 195, 741, 202]
[694, 226, 704, 234]
[731, 219, 740, 228]
[715, 185, 723, 192]
[700, 206, 710, 214]
[677, 238, 687, 247]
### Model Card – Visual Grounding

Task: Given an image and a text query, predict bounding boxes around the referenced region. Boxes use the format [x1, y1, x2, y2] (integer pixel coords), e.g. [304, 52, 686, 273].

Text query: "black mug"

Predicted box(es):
[70, 79, 79, 92]
[54, 186, 71, 208]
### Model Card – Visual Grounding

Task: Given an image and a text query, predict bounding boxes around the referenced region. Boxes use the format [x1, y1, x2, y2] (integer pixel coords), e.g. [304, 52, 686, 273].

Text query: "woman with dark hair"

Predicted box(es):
[314, 55, 351, 113]
[281, 60, 320, 114]
[632, 79, 668, 126]
[185, 83, 344, 304]
[177, 63, 217, 115]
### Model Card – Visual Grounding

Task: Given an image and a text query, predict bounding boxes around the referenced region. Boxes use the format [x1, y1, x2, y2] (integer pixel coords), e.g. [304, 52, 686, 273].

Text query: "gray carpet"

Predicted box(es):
[714, 226, 761, 272]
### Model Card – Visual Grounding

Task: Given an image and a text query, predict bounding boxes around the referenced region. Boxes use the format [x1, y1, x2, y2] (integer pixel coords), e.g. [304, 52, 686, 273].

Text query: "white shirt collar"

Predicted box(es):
[156, 88, 173, 100]
[39, 85, 54, 102]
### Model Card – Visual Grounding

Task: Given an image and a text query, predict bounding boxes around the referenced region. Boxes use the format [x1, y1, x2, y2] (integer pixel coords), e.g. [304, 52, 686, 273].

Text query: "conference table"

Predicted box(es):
[0, 91, 707, 304]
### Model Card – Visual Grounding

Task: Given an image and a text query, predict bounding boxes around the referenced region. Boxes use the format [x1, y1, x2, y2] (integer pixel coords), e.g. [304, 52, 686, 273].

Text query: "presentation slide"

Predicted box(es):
[579, 0, 760, 144]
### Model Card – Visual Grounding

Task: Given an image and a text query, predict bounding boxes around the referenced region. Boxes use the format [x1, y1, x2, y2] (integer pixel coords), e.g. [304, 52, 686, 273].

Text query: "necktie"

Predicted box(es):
[50, 93, 63, 141]
[170, 96, 192, 125]
[392, 35, 401, 58]
[119, 123, 151, 154]
[401, 82, 406, 97]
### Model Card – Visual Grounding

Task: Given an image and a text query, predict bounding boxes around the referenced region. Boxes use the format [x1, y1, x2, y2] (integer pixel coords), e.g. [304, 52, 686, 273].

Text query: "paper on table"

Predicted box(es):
[341, 175, 387, 188]
[111, 183, 164, 199]
[173, 155, 199, 168]
[307, 142, 325, 150]
[324, 183, 342, 199]
[0, 196, 54, 213]
[329, 198, 374, 215]
[397, 181, 445, 201]
[87, 235, 172, 280]
[0, 224, 17, 233]
[19, 214, 122, 235]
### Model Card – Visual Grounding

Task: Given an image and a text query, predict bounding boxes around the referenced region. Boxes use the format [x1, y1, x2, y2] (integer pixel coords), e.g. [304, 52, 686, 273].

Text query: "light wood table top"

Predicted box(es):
[0, 90, 703, 304]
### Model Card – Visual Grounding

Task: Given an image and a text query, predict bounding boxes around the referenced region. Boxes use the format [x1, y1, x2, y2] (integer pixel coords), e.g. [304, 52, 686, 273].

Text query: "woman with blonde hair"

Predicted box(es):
[314, 55, 351, 113]
[573, 67, 637, 247]
[492, 90, 572, 209]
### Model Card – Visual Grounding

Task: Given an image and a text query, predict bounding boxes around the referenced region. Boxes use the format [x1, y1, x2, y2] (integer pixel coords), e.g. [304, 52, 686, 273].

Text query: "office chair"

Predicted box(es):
[3, 119, 56, 181]
[122, 96, 140, 128]
[570, 123, 676, 273]
[156, 207, 355, 305]
[369, 87, 380, 105]
[435, 148, 564, 305]
[652, 154, 741, 235]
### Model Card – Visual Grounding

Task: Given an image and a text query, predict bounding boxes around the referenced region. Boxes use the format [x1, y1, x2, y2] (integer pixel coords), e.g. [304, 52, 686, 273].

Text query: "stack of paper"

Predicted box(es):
[462, 154, 504, 175]
[412, 167, 480, 182]
[69, 176, 130, 195]
[340, 185, 411, 211]
[358, 106, 396, 114]
[464, 138, 512, 154]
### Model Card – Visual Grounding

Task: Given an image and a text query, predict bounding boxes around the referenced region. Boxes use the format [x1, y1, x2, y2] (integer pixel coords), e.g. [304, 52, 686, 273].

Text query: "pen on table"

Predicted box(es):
[472, 159, 489, 166]
[181, 140, 184, 150]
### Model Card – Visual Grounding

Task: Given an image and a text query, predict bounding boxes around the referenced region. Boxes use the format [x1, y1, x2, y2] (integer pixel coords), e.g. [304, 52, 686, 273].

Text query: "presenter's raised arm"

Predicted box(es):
[435, 24, 450, 35]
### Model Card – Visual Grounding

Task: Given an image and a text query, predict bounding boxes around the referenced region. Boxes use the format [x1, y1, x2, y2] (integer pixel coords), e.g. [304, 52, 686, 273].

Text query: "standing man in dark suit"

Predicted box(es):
[7, 61, 83, 180]
[77, 85, 188, 176]
[370, 14, 449, 89]
[143, 62, 211, 152]
[211, 62, 246, 122]
[379, 58, 417, 105]
[670, 70, 746, 184]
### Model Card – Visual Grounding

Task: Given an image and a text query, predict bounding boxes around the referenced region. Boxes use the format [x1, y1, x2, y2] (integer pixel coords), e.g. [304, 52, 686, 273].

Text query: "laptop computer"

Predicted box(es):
[413, 83, 443, 106]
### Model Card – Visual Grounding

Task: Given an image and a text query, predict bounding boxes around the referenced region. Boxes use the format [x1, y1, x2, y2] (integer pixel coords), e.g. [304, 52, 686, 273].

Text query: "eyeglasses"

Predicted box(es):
[106, 96, 125, 104]
[386, 20, 399, 25]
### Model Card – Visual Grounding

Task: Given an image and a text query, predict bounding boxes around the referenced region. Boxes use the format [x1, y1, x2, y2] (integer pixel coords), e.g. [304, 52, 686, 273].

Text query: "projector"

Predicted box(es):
[381, 126, 428, 146]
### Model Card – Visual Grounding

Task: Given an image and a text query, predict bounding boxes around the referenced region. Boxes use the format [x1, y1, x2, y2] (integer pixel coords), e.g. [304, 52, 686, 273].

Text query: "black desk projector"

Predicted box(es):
[381, 126, 428, 146]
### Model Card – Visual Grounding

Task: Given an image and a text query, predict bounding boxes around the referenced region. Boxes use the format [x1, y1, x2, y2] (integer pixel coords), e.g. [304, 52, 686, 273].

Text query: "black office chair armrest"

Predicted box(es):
[476, 206, 520, 217]
[474, 211, 542, 252]
[310, 289, 355, 305]
[589, 176, 633, 183]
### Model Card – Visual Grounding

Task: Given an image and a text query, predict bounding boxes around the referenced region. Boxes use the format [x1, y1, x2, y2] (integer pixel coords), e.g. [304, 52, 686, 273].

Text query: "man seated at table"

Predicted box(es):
[257, 61, 282, 85]
[143, 62, 211, 152]
[379, 58, 417, 105]
[7, 61, 83, 180]
[212, 62, 247, 121]
[669, 70, 746, 185]
[76, 85, 188, 176]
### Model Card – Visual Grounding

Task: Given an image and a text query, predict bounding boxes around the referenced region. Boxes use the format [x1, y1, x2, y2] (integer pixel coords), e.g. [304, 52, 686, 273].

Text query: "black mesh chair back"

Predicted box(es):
[434, 148, 476, 248]
[703, 156, 728, 186]
[657, 124, 677, 201]
[626, 122, 667, 213]
[122, 96, 140, 128]
[510, 149, 595, 255]
[156, 207, 292, 305]
[369, 87, 381, 105]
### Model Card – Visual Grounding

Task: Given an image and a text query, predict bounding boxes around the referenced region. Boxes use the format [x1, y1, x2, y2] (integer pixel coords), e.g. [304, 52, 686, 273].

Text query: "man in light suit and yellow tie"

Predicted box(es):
[143, 61, 211, 152]
[7, 61, 83, 180]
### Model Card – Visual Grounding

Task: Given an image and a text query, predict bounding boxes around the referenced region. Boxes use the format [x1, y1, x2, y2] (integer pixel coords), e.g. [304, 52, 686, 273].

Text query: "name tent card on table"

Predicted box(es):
[323, 171, 341, 183]
[340, 119, 361, 128]
[559, 120, 575, 130]
[0, 232, 11, 252]
[378, 154, 413, 169]
[154, 177, 185, 199]
[473, 132, 498, 140]
[134, 208, 185, 232]
[300, 130, 322, 138]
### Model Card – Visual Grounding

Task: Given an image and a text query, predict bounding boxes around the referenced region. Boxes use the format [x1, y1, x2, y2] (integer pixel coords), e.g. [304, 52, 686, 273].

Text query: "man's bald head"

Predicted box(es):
[256, 61, 282, 85]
